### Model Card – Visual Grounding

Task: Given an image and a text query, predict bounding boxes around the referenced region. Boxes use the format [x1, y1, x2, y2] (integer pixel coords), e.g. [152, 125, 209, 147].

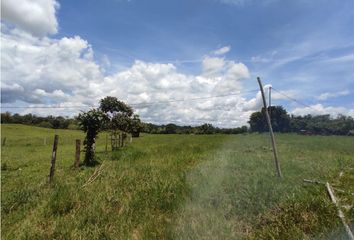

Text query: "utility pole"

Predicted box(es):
[268, 86, 272, 117]
[257, 77, 282, 178]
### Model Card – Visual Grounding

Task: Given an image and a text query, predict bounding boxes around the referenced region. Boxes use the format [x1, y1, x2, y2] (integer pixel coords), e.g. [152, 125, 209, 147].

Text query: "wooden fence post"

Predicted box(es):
[74, 139, 81, 168]
[49, 135, 59, 183]
[2, 137, 6, 146]
[257, 77, 282, 178]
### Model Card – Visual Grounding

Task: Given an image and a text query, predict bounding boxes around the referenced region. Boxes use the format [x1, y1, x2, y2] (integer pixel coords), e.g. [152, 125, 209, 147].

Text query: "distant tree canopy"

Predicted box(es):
[249, 106, 290, 132]
[248, 106, 354, 135]
[2, 104, 354, 136]
[141, 123, 249, 135]
[0, 112, 76, 129]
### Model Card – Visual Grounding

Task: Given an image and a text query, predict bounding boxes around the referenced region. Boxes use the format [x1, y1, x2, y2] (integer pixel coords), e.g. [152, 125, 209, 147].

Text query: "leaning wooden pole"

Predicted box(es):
[257, 77, 282, 178]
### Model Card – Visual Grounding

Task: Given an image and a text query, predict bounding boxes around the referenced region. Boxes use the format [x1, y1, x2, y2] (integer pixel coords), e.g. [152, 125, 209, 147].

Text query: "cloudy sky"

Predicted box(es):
[1, 0, 354, 127]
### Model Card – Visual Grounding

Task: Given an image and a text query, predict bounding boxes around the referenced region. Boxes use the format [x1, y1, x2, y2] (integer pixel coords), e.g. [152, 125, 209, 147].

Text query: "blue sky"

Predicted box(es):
[1, 0, 354, 126]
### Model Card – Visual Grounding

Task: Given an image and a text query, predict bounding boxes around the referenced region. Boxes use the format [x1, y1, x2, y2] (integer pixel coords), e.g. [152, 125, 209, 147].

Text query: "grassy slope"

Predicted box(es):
[1, 124, 353, 239]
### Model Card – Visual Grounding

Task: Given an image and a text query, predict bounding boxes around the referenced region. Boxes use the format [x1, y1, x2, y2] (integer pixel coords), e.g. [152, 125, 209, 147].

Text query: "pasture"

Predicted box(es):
[1, 124, 353, 239]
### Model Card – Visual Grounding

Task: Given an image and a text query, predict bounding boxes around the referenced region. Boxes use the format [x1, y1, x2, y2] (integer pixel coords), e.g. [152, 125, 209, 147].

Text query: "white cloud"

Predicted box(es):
[1, 27, 254, 127]
[243, 85, 271, 111]
[202, 56, 225, 76]
[1, 0, 59, 37]
[291, 104, 354, 118]
[1, 28, 103, 105]
[316, 90, 350, 101]
[213, 46, 231, 55]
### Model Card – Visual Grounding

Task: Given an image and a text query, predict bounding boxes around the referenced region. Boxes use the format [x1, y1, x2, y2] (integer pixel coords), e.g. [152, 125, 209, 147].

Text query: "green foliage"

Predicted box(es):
[249, 106, 354, 135]
[142, 123, 248, 135]
[99, 96, 133, 116]
[165, 123, 178, 134]
[197, 123, 215, 134]
[77, 109, 106, 166]
[130, 114, 143, 137]
[99, 96, 135, 134]
[291, 114, 354, 135]
[249, 106, 290, 132]
[1, 112, 76, 129]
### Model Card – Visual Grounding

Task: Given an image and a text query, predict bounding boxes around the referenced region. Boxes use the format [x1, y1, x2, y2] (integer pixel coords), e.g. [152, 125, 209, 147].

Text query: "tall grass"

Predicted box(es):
[1, 124, 353, 239]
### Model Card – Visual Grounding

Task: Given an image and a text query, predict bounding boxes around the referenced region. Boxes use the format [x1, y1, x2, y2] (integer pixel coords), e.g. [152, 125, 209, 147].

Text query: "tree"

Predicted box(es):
[130, 114, 143, 137]
[1, 112, 12, 123]
[197, 123, 215, 134]
[268, 106, 290, 132]
[249, 111, 266, 132]
[77, 109, 106, 166]
[99, 96, 133, 132]
[249, 106, 290, 132]
[165, 123, 178, 134]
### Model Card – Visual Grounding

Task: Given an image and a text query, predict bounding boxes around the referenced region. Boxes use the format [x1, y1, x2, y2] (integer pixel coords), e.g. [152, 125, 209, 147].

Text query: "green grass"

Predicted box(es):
[1, 124, 353, 239]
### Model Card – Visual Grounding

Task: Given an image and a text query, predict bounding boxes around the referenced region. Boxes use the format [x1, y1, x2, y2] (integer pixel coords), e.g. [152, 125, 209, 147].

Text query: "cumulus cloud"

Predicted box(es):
[202, 56, 225, 76]
[2, 25, 352, 126]
[1, 0, 59, 37]
[243, 85, 271, 111]
[1, 28, 103, 105]
[291, 104, 354, 118]
[316, 90, 350, 101]
[1, 26, 254, 127]
[213, 46, 231, 55]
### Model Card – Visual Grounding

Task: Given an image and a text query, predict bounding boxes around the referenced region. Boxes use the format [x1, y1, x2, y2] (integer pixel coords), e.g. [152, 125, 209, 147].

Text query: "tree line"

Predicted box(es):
[249, 106, 354, 135]
[143, 123, 248, 135]
[2, 104, 354, 136]
[1, 112, 76, 129]
[0, 112, 248, 135]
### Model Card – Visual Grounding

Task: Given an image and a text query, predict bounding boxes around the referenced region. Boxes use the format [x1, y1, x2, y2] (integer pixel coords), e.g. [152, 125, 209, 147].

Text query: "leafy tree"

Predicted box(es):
[249, 106, 290, 132]
[130, 114, 143, 137]
[197, 123, 215, 134]
[165, 123, 178, 134]
[99, 96, 133, 132]
[1, 112, 12, 123]
[249, 111, 266, 132]
[77, 109, 106, 166]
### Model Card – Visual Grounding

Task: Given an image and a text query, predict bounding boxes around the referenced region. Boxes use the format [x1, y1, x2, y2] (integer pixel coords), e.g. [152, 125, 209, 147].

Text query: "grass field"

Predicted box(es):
[1, 124, 354, 239]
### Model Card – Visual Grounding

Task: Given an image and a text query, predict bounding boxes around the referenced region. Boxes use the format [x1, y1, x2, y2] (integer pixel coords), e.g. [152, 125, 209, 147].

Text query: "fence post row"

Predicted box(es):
[49, 134, 59, 183]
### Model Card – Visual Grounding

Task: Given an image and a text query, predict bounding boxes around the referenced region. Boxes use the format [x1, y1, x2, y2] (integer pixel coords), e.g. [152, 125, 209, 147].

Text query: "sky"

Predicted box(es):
[1, 0, 354, 127]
